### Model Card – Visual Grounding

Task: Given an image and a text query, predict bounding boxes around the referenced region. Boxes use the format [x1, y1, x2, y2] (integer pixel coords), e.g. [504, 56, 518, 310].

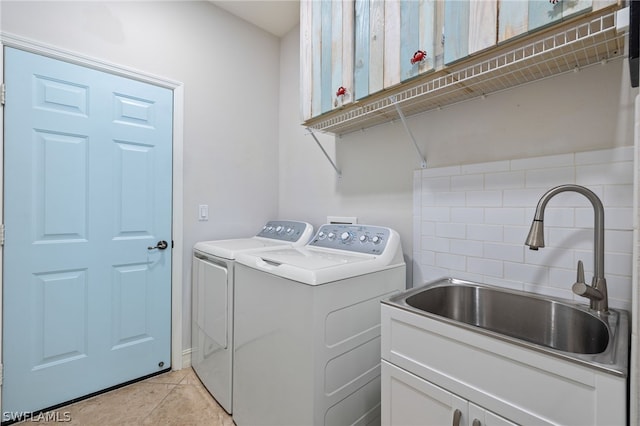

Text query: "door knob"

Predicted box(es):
[148, 240, 168, 250]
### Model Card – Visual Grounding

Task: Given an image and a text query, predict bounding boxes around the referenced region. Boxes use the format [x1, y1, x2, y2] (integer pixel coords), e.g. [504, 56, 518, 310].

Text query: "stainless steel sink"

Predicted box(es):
[384, 278, 629, 376]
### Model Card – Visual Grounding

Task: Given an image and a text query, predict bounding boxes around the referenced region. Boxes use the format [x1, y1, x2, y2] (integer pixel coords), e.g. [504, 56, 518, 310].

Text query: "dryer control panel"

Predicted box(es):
[256, 221, 313, 243]
[309, 224, 391, 255]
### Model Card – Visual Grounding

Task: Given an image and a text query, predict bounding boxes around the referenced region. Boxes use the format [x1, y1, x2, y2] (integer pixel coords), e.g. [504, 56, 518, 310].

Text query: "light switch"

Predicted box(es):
[199, 204, 209, 221]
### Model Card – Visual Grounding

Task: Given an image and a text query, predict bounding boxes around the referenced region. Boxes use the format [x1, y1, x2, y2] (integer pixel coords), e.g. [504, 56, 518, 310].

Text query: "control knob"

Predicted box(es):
[359, 235, 368, 243]
[340, 232, 353, 243]
[318, 231, 326, 239]
[371, 236, 382, 244]
[286, 227, 294, 234]
[327, 232, 336, 241]
[276, 225, 284, 233]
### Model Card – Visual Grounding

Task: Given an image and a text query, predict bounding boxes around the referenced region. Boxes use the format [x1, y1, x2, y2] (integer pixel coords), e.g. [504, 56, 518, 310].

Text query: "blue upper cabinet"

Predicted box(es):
[301, 0, 614, 122]
[301, 0, 354, 121]
[444, 0, 470, 65]
[353, 0, 436, 100]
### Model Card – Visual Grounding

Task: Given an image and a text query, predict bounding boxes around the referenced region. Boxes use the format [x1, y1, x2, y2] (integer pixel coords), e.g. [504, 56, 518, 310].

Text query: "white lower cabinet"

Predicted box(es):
[381, 304, 627, 425]
[382, 361, 516, 426]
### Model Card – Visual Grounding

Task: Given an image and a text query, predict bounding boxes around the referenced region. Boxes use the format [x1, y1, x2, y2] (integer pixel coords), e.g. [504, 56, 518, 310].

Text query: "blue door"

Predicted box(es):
[2, 47, 173, 414]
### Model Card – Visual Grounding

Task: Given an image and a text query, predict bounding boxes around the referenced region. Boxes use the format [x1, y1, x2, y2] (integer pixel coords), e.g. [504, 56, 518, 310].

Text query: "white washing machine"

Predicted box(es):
[191, 220, 313, 414]
[233, 224, 406, 426]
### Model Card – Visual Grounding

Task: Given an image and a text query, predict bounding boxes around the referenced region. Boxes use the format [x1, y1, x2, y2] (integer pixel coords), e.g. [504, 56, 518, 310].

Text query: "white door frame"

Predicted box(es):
[0, 32, 185, 409]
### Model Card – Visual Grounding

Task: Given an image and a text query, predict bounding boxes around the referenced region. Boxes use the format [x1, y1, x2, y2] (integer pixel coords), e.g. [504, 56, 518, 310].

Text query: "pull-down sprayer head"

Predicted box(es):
[525, 219, 545, 250]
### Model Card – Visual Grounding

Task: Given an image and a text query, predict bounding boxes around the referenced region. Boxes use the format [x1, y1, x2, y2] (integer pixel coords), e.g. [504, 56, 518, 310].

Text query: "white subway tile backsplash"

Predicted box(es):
[605, 252, 633, 276]
[436, 252, 467, 270]
[525, 247, 575, 269]
[606, 230, 634, 253]
[540, 207, 575, 227]
[603, 184, 633, 207]
[525, 167, 575, 188]
[461, 160, 510, 174]
[422, 176, 451, 193]
[576, 162, 634, 186]
[467, 257, 503, 277]
[450, 239, 484, 257]
[485, 208, 526, 225]
[504, 262, 548, 284]
[485, 171, 525, 190]
[466, 190, 503, 207]
[421, 220, 435, 236]
[451, 207, 485, 223]
[575, 207, 633, 230]
[436, 222, 466, 239]
[510, 153, 574, 170]
[574, 146, 633, 165]
[421, 206, 450, 222]
[503, 188, 547, 207]
[483, 242, 524, 262]
[451, 174, 484, 192]
[422, 236, 451, 252]
[435, 191, 466, 206]
[413, 147, 633, 307]
[467, 224, 504, 242]
[503, 226, 529, 244]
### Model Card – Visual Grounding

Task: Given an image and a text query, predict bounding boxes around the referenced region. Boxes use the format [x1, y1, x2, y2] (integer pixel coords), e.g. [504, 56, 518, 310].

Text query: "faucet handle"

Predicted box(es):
[572, 260, 603, 301]
[576, 260, 585, 285]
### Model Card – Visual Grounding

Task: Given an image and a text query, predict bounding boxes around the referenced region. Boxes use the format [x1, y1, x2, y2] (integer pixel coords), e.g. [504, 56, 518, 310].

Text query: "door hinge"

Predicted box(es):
[1, 83, 5, 105]
[0, 224, 5, 246]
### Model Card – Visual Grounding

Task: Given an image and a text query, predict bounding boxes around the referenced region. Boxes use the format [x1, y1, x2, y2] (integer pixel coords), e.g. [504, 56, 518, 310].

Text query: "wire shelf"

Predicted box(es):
[305, 9, 626, 136]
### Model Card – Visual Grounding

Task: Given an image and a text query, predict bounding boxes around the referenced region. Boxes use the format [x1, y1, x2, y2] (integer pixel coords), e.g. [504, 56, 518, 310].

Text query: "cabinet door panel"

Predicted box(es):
[401, 0, 436, 82]
[369, 0, 385, 94]
[498, 0, 528, 43]
[382, 361, 467, 426]
[383, 0, 401, 88]
[321, 0, 333, 114]
[300, 0, 312, 121]
[341, 0, 354, 108]
[419, 0, 437, 74]
[354, 0, 370, 100]
[563, 0, 592, 19]
[528, 0, 562, 32]
[468, 0, 497, 54]
[400, 0, 420, 82]
[444, 0, 470, 64]
[311, 0, 323, 117]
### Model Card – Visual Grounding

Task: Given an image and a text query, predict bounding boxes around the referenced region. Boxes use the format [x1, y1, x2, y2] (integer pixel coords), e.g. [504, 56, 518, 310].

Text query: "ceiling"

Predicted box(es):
[210, 1, 300, 38]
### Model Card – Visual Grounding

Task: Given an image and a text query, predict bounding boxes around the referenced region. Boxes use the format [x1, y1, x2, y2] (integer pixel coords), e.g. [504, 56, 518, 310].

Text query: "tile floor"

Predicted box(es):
[16, 368, 234, 426]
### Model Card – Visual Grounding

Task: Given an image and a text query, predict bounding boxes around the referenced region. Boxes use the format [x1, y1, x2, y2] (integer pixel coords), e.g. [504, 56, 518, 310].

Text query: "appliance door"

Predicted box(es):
[194, 255, 229, 349]
[192, 253, 233, 413]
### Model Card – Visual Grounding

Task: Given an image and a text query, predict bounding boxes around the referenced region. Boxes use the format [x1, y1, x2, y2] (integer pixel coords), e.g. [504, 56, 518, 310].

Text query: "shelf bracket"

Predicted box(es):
[306, 127, 342, 178]
[390, 96, 427, 169]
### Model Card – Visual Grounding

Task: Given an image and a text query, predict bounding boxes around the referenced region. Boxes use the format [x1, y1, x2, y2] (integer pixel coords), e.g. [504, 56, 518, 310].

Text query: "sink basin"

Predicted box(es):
[384, 278, 629, 376]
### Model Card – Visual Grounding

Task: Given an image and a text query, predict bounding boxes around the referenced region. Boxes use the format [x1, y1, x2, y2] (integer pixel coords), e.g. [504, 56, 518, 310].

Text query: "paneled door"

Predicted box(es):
[2, 47, 173, 415]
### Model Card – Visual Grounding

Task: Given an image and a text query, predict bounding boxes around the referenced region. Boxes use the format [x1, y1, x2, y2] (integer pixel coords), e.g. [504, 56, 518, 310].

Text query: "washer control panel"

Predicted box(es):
[256, 221, 311, 242]
[309, 224, 391, 254]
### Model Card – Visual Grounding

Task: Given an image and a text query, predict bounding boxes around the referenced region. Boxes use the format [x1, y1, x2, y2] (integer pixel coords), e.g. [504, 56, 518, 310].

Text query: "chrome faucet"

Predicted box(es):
[525, 184, 608, 312]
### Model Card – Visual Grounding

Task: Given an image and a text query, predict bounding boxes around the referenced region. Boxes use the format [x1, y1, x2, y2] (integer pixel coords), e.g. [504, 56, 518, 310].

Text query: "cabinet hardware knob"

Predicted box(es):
[452, 409, 462, 426]
[411, 50, 427, 64]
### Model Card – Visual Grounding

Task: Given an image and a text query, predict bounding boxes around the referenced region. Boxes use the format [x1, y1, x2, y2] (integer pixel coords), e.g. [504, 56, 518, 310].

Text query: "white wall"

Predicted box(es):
[0, 1, 282, 350]
[278, 24, 638, 290]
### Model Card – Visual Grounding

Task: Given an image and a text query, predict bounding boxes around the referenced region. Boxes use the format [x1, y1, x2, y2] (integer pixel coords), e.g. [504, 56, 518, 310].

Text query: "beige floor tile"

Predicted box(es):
[144, 368, 190, 385]
[141, 381, 233, 426]
[14, 369, 233, 426]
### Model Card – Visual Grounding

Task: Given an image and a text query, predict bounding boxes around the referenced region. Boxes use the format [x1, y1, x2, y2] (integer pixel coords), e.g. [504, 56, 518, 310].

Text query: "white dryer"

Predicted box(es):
[191, 220, 313, 414]
[233, 224, 406, 426]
